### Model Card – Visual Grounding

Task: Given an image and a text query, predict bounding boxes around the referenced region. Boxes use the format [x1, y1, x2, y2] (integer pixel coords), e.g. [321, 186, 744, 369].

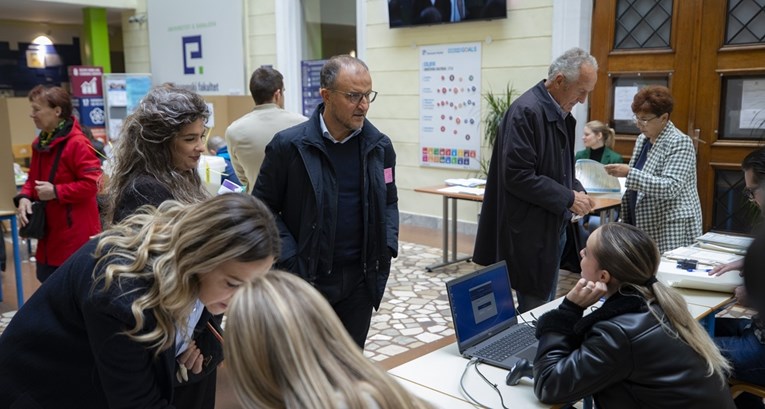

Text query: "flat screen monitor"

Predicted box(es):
[388, 0, 507, 28]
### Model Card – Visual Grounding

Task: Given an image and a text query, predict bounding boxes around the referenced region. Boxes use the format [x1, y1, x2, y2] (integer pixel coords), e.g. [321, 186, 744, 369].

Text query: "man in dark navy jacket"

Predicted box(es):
[253, 55, 399, 349]
[474, 48, 597, 312]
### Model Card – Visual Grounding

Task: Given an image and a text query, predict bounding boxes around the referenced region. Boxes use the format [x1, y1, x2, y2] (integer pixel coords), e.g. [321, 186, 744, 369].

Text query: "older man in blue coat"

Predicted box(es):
[474, 48, 598, 312]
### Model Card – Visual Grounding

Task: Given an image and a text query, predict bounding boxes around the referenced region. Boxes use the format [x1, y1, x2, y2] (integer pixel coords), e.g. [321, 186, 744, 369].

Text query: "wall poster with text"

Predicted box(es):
[419, 42, 481, 170]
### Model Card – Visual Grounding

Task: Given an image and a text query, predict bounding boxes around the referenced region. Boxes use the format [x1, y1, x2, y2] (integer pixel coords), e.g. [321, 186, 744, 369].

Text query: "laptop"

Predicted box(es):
[446, 261, 538, 370]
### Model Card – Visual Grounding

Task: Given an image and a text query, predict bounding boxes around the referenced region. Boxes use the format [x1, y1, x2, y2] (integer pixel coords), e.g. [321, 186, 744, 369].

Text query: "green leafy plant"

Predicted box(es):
[479, 84, 517, 177]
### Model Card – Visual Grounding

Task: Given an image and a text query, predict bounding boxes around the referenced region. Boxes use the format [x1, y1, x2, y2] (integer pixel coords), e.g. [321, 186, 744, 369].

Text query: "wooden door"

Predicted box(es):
[590, 0, 765, 233]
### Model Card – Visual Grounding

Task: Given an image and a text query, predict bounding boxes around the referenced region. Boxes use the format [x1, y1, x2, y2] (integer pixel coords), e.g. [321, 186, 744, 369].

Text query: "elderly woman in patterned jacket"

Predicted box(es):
[605, 85, 702, 253]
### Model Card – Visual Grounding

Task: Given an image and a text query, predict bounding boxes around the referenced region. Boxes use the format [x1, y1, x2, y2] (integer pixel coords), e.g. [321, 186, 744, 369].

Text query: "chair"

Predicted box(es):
[730, 379, 765, 400]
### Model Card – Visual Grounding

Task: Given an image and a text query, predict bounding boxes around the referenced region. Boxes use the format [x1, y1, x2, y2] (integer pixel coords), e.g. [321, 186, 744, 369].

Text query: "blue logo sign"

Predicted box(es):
[182, 35, 203, 75]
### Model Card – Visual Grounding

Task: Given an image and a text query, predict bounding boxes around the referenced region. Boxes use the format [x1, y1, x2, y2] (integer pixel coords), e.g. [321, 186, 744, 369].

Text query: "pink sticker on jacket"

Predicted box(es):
[384, 167, 393, 184]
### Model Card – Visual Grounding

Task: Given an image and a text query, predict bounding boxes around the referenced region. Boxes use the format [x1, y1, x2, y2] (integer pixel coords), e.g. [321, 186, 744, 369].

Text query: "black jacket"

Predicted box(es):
[0, 239, 223, 409]
[533, 294, 735, 408]
[253, 103, 399, 308]
[473, 80, 583, 298]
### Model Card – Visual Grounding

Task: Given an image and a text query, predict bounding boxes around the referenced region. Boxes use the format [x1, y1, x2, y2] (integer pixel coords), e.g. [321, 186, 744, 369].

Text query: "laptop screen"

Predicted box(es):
[447, 261, 516, 346]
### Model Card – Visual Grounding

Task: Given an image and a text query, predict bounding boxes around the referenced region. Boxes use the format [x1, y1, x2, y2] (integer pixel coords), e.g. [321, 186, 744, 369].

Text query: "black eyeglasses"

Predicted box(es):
[744, 185, 763, 202]
[327, 89, 378, 104]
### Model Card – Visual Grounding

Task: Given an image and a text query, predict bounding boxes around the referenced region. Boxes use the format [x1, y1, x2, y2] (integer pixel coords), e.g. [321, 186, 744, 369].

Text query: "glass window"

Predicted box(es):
[719, 76, 765, 140]
[614, 0, 673, 49]
[726, 0, 765, 45]
[611, 75, 670, 134]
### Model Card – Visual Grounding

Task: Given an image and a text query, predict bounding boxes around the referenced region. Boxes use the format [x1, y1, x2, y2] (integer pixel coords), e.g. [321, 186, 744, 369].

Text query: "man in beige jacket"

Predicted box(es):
[225, 67, 306, 192]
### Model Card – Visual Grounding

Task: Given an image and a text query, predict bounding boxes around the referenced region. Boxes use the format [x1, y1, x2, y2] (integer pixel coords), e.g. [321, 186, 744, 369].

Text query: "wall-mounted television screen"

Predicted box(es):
[388, 0, 507, 28]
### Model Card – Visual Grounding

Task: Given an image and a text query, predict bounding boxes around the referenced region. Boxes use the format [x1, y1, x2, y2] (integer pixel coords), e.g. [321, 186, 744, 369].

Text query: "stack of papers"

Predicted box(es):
[657, 260, 742, 293]
[695, 232, 753, 255]
[438, 186, 485, 196]
[663, 246, 742, 266]
[444, 178, 486, 188]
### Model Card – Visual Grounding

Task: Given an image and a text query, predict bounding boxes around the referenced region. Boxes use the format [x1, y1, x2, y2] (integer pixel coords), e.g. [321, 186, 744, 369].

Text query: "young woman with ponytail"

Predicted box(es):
[533, 223, 734, 408]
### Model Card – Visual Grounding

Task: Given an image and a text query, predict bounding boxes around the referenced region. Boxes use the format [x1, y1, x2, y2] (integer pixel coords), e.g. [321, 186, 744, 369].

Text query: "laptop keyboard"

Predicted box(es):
[475, 325, 536, 361]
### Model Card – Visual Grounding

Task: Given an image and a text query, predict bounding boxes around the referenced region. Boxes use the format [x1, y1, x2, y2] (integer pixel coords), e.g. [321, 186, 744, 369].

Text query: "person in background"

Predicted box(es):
[712, 147, 765, 409]
[224, 270, 432, 409]
[206, 135, 242, 187]
[253, 55, 399, 349]
[14, 85, 102, 282]
[473, 47, 598, 312]
[103, 85, 210, 225]
[225, 66, 306, 193]
[575, 120, 623, 235]
[0, 194, 280, 409]
[533, 223, 734, 408]
[575, 120, 622, 164]
[605, 85, 702, 254]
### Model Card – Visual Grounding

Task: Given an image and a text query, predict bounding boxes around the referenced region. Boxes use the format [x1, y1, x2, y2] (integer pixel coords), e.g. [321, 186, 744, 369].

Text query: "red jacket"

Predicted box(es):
[16, 117, 102, 266]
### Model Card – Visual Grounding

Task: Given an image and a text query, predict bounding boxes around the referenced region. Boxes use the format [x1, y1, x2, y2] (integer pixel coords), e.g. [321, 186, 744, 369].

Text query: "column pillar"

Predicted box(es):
[82, 7, 111, 73]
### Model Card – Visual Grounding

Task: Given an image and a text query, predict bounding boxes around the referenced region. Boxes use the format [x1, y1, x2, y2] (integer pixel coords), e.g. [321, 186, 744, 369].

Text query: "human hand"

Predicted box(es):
[34, 181, 56, 201]
[735, 286, 749, 307]
[708, 260, 744, 277]
[177, 340, 205, 382]
[16, 198, 32, 227]
[604, 164, 630, 178]
[569, 191, 594, 216]
[566, 278, 608, 308]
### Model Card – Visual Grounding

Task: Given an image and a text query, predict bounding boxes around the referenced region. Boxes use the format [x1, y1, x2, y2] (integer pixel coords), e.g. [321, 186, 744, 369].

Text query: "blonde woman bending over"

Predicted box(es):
[533, 223, 734, 408]
[0, 194, 280, 409]
[225, 270, 432, 409]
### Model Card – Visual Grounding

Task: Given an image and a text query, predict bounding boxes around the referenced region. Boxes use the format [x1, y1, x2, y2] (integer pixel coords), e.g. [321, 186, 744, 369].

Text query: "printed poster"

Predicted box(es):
[419, 43, 481, 170]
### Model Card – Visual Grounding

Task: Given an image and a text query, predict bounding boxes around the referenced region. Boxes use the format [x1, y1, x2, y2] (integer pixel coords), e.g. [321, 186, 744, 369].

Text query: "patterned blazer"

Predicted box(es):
[620, 121, 702, 253]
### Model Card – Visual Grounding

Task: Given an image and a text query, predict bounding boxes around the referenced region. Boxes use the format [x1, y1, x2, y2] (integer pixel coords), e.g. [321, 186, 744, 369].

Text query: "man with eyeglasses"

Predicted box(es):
[253, 55, 398, 349]
[474, 47, 598, 313]
[712, 147, 765, 409]
[225, 67, 306, 193]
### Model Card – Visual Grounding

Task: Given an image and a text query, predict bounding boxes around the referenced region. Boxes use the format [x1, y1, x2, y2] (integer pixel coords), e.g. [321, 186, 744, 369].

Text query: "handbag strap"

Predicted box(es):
[47, 139, 67, 183]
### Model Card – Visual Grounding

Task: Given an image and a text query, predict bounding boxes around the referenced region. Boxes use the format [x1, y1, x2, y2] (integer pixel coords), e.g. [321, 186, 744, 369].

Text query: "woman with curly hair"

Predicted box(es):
[104, 85, 210, 225]
[0, 194, 280, 409]
[225, 270, 432, 409]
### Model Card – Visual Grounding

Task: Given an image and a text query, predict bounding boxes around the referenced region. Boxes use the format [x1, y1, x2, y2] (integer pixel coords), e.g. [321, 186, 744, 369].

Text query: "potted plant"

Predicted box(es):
[479, 84, 517, 177]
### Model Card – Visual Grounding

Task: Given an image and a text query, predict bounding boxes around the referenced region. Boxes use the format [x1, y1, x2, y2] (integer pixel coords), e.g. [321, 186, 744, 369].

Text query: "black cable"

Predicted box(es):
[458, 358, 491, 408]
[473, 360, 510, 409]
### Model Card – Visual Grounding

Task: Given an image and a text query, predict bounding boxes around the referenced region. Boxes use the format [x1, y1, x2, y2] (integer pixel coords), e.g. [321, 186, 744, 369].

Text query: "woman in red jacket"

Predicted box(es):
[14, 85, 102, 282]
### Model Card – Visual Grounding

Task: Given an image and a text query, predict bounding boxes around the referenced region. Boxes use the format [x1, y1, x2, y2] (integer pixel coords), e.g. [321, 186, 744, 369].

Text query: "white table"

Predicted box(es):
[389, 291, 732, 408]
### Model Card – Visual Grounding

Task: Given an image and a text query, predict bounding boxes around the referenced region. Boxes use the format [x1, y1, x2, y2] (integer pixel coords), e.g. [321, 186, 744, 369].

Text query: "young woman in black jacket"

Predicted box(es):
[534, 223, 734, 408]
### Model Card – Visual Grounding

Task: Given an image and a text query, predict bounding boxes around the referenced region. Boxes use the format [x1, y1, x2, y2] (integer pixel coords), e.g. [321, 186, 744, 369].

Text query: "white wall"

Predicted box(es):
[122, 0, 149, 73]
[365, 0, 555, 230]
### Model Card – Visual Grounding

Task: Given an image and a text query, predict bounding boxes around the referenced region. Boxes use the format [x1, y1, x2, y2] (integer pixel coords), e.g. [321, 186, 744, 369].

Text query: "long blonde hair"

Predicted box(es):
[225, 271, 432, 409]
[92, 194, 280, 355]
[592, 223, 731, 383]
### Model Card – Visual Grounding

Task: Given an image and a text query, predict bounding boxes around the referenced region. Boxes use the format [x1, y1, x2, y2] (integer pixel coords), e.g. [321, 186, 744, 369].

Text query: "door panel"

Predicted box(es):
[591, 0, 765, 233]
